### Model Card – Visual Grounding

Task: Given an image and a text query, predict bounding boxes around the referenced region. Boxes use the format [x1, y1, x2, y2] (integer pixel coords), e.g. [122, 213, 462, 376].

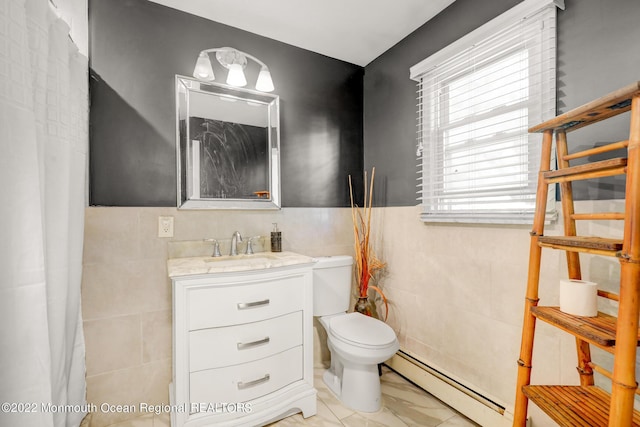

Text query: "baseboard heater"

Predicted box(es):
[385, 350, 515, 427]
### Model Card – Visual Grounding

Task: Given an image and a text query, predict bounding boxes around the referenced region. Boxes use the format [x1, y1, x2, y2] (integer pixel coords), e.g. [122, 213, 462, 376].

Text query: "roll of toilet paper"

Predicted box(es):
[559, 279, 598, 317]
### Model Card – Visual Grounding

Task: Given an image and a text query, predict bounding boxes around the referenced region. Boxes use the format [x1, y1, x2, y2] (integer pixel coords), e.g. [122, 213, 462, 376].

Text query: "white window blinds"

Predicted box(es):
[412, 0, 562, 224]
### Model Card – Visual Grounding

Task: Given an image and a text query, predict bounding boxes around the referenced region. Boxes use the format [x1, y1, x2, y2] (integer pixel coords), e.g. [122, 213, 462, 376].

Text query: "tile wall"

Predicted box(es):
[374, 202, 627, 426]
[81, 201, 627, 427]
[81, 207, 354, 426]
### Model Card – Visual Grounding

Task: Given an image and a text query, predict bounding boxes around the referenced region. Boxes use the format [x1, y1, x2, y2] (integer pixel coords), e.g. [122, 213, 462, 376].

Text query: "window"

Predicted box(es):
[412, 0, 563, 224]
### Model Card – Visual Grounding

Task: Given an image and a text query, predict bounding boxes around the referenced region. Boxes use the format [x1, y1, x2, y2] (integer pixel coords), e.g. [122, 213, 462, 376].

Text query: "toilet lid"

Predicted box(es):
[329, 312, 396, 347]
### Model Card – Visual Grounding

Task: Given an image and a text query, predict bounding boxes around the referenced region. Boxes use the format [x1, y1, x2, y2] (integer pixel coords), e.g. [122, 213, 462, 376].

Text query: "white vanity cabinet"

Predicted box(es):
[170, 261, 317, 427]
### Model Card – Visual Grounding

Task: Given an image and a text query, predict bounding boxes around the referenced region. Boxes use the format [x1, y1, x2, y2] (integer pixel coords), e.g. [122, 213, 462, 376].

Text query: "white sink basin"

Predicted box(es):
[203, 252, 282, 264]
[203, 256, 272, 266]
[167, 251, 314, 277]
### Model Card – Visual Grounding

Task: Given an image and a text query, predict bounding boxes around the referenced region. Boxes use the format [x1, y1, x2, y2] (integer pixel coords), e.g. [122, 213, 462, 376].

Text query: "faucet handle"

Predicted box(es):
[204, 238, 222, 257]
[245, 236, 255, 255]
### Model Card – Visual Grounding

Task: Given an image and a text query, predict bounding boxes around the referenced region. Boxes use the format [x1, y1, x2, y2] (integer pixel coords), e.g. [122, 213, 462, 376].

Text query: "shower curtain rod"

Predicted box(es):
[47, 0, 80, 47]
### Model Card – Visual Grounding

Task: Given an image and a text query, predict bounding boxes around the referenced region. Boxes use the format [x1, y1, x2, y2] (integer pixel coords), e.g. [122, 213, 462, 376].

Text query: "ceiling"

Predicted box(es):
[147, 0, 456, 66]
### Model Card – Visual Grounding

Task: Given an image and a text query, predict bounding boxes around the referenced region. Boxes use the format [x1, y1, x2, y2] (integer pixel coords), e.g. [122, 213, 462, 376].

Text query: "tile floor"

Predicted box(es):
[98, 366, 479, 427]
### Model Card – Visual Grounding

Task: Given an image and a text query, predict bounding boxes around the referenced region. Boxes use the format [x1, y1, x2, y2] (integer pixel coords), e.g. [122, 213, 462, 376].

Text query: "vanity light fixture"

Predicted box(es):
[192, 47, 275, 92]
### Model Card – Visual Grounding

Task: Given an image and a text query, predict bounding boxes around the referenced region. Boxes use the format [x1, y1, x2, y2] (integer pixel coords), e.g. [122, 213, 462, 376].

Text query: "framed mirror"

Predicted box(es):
[175, 75, 281, 209]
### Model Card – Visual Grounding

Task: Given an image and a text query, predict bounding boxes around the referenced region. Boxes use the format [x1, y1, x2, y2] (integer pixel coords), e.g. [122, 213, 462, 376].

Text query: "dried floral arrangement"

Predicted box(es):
[348, 167, 389, 321]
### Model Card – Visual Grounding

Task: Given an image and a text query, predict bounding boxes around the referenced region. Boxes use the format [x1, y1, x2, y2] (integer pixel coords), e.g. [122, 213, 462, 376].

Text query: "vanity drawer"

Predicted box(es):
[189, 346, 303, 407]
[189, 311, 302, 371]
[188, 274, 304, 330]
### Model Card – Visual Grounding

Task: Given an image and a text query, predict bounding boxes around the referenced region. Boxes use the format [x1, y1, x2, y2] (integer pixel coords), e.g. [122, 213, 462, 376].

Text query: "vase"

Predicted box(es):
[354, 296, 372, 316]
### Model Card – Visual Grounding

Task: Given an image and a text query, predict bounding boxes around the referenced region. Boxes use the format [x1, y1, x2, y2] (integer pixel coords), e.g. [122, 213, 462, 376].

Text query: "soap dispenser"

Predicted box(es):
[271, 223, 282, 252]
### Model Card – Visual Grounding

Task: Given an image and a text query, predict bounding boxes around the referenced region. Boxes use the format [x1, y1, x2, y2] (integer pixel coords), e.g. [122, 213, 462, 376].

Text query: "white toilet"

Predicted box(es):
[313, 255, 399, 412]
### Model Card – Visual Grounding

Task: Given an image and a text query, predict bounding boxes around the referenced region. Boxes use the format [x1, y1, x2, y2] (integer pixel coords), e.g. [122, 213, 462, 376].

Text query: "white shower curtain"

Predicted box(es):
[0, 0, 88, 426]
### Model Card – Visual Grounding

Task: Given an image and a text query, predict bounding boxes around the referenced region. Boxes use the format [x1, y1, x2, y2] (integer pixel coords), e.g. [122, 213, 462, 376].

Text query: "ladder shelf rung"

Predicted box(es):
[571, 212, 625, 221]
[531, 306, 640, 348]
[543, 158, 627, 183]
[563, 140, 629, 161]
[537, 236, 622, 256]
[522, 385, 640, 426]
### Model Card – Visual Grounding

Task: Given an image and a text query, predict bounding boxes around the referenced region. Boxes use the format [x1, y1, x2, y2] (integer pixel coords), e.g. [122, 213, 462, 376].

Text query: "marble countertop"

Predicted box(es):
[167, 251, 315, 277]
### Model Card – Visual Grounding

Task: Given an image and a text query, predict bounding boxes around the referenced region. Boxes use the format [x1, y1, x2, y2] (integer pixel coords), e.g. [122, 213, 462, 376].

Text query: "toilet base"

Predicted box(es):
[322, 362, 383, 413]
[317, 313, 398, 414]
[323, 368, 342, 399]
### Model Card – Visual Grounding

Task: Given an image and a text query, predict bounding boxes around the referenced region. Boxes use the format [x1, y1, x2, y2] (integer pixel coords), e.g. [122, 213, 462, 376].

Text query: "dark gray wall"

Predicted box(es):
[89, 0, 364, 207]
[554, 0, 640, 200]
[364, 0, 640, 206]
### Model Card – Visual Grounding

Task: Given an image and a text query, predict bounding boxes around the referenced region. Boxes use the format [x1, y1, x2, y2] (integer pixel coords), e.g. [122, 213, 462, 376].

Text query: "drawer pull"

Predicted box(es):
[237, 299, 270, 310]
[237, 337, 270, 350]
[237, 373, 270, 390]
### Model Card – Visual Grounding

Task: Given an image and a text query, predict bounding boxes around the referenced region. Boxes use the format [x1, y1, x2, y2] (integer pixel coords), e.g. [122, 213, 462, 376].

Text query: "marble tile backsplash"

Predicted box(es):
[167, 235, 271, 258]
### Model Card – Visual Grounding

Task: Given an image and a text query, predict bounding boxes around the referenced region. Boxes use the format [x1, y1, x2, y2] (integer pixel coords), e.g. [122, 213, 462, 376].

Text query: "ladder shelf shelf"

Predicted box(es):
[513, 82, 640, 427]
[522, 385, 640, 427]
[530, 306, 640, 349]
[537, 236, 622, 256]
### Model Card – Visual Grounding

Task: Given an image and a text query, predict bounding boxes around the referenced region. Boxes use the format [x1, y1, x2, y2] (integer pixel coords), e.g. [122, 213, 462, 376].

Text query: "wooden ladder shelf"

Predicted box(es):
[513, 81, 640, 427]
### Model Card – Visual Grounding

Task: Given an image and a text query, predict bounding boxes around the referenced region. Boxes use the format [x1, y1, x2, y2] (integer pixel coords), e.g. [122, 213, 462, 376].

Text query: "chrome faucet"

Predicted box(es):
[230, 231, 243, 256]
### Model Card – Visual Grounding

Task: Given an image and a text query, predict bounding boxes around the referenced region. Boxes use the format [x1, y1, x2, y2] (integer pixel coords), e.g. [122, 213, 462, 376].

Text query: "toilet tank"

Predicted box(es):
[312, 255, 354, 316]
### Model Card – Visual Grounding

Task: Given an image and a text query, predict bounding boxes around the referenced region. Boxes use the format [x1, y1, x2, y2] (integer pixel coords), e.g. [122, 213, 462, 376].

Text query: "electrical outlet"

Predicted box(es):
[158, 216, 174, 238]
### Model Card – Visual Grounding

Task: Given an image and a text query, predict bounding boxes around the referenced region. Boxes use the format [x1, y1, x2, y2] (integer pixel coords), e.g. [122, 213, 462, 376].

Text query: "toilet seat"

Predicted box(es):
[328, 312, 396, 349]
